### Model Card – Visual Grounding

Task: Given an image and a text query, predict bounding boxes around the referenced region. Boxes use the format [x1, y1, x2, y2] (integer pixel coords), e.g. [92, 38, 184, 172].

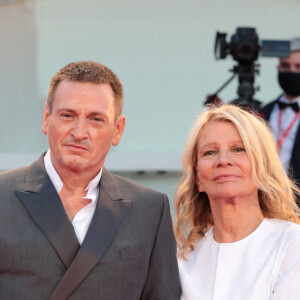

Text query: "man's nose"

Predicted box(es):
[215, 150, 232, 167]
[71, 118, 88, 140]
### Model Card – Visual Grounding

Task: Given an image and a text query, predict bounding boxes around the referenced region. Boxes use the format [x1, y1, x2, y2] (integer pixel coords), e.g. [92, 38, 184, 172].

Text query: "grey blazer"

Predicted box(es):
[0, 155, 180, 300]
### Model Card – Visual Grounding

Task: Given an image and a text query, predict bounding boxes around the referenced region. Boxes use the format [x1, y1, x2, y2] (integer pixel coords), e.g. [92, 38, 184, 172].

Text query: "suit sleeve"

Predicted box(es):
[141, 194, 181, 300]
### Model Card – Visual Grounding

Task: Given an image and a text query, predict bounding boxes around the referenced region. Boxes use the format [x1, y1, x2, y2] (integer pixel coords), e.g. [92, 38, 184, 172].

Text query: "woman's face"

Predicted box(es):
[195, 121, 258, 201]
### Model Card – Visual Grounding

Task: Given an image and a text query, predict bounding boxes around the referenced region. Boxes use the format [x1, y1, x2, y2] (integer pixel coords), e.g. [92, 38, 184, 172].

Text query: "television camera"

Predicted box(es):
[205, 27, 290, 112]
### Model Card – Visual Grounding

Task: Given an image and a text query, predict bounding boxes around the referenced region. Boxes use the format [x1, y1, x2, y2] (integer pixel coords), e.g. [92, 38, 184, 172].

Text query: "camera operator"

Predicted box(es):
[263, 38, 300, 195]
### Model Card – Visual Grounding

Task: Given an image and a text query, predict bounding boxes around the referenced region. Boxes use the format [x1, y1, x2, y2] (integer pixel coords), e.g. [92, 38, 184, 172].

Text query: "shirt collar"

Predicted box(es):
[44, 150, 102, 203]
[280, 94, 300, 105]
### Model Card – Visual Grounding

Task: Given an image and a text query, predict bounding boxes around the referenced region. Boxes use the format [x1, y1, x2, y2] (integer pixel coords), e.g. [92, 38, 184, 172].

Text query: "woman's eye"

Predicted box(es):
[233, 147, 246, 152]
[203, 150, 215, 156]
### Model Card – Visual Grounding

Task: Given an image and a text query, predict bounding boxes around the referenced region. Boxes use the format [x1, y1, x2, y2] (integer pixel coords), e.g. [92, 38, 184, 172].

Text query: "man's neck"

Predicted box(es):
[285, 93, 300, 101]
[48, 157, 102, 221]
[55, 166, 99, 194]
[46, 150, 102, 194]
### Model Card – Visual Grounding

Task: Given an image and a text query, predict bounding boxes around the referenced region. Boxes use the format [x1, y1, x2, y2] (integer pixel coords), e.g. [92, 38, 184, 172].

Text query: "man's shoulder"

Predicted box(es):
[103, 170, 168, 211]
[0, 166, 27, 184]
[0, 155, 44, 191]
[105, 172, 172, 232]
[263, 97, 280, 110]
[108, 171, 166, 199]
[0, 166, 28, 196]
[0, 154, 44, 181]
[262, 97, 280, 120]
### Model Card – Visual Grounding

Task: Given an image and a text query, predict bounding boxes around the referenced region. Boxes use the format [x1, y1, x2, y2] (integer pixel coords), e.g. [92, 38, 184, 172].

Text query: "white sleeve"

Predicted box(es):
[270, 226, 300, 300]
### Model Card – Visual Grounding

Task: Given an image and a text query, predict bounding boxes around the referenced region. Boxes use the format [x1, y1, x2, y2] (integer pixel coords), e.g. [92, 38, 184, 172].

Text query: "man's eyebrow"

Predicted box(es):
[88, 111, 107, 116]
[56, 108, 109, 119]
[56, 108, 77, 113]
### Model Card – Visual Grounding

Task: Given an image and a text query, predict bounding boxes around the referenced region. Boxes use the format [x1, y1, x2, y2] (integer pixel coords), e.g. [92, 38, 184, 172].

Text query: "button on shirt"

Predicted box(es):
[44, 150, 102, 245]
[269, 94, 300, 172]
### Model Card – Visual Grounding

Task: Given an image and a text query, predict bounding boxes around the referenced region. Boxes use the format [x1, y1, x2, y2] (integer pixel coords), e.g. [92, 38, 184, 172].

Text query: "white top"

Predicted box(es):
[178, 218, 300, 300]
[44, 150, 102, 245]
[269, 94, 300, 172]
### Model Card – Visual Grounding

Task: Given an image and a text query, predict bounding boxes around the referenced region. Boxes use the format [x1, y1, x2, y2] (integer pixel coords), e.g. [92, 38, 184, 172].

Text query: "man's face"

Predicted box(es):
[278, 51, 300, 73]
[42, 80, 125, 176]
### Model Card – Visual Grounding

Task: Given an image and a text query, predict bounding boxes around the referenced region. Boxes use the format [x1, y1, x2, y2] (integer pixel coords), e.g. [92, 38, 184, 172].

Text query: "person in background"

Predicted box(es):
[175, 104, 300, 300]
[263, 38, 300, 194]
[0, 61, 180, 300]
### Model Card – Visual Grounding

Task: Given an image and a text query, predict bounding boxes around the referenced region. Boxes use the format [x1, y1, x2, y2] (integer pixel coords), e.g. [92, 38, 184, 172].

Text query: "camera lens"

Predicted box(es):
[237, 43, 255, 61]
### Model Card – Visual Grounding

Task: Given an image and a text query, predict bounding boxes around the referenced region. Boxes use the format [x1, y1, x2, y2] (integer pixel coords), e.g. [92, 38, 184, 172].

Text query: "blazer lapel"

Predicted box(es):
[263, 99, 278, 120]
[15, 155, 80, 268]
[290, 121, 300, 177]
[50, 168, 132, 300]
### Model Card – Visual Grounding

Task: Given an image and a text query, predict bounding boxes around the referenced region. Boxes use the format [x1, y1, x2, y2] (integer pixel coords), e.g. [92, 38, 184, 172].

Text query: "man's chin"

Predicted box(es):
[62, 155, 88, 172]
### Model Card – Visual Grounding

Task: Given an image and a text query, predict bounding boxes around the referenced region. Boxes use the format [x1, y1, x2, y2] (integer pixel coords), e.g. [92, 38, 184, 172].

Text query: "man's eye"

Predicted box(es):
[61, 113, 73, 118]
[92, 117, 103, 122]
[279, 63, 290, 71]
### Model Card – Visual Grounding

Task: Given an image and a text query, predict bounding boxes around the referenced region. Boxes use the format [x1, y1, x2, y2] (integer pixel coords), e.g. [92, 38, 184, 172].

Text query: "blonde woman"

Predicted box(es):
[175, 105, 300, 300]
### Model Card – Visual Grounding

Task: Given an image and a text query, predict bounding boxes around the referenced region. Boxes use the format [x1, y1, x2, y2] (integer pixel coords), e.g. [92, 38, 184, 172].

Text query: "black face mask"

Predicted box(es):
[278, 71, 300, 97]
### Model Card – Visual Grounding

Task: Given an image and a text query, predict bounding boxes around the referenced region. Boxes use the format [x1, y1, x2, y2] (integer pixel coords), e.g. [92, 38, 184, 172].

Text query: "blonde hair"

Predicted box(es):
[174, 105, 300, 259]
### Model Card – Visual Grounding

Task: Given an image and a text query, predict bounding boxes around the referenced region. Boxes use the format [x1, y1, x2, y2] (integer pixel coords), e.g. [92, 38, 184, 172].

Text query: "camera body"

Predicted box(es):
[209, 27, 290, 111]
[215, 27, 290, 65]
[230, 28, 259, 65]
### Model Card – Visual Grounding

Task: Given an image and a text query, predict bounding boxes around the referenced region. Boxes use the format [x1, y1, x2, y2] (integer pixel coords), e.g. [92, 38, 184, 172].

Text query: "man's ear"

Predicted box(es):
[112, 115, 126, 146]
[42, 103, 50, 135]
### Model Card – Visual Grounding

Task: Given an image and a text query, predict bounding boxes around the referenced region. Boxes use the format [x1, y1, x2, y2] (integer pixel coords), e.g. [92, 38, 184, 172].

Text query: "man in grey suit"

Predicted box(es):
[0, 61, 180, 299]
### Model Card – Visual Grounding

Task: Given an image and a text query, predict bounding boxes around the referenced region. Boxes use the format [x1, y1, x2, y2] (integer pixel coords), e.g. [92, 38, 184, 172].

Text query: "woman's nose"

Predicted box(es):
[215, 150, 233, 167]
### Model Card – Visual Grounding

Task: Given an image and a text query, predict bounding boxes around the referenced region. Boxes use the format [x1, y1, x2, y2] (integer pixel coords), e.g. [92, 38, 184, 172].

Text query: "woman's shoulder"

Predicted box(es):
[270, 219, 300, 297]
[265, 218, 300, 232]
[265, 218, 300, 247]
[282, 220, 300, 247]
[178, 227, 213, 265]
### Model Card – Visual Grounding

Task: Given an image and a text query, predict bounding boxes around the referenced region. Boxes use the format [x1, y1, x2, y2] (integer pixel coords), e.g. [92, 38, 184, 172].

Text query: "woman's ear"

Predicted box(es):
[195, 164, 205, 192]
[194, 165, 201, 192]
[196, 181, 204, 193]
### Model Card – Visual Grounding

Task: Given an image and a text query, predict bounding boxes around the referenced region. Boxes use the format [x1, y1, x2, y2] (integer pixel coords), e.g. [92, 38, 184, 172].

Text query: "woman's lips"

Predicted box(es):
[213, 174, 240, 182]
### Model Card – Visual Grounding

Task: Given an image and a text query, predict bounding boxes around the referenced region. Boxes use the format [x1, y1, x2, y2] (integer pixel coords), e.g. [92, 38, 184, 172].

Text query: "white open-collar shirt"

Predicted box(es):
[178, 218, 300, 300]
[44, 150, 102, 245]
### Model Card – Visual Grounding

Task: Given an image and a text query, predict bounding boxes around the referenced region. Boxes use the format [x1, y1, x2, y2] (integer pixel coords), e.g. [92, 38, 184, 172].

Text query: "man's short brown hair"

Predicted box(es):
[47, 61, 124, 117]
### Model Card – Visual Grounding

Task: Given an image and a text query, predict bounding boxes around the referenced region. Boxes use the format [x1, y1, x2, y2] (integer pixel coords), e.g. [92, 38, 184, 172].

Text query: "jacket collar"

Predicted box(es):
[15, 154, 131, 299]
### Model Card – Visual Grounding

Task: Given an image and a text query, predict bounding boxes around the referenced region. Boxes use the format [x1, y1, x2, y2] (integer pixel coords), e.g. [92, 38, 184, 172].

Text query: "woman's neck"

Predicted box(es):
[210, 195, 264, 243]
